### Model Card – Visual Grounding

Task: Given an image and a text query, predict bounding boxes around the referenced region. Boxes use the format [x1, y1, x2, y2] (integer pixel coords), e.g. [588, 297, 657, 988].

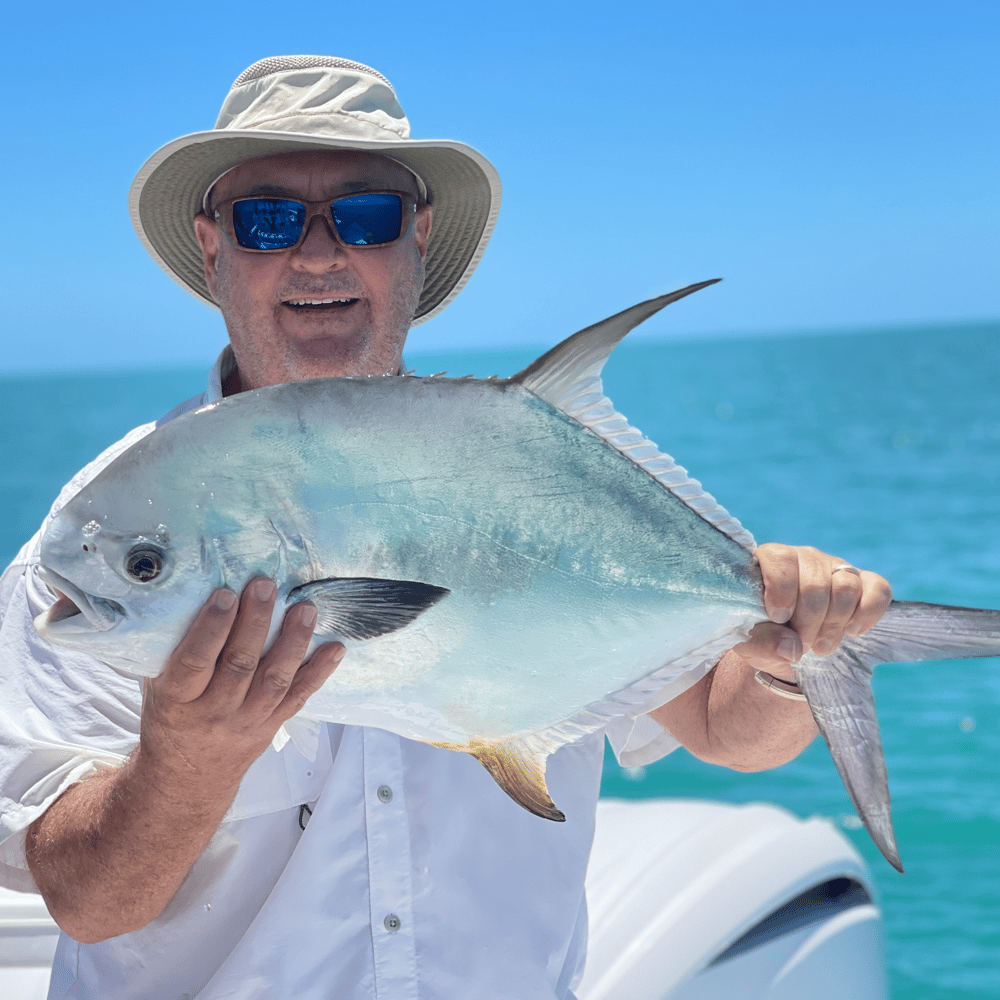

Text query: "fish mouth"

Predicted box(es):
[34, 567, 125, 634]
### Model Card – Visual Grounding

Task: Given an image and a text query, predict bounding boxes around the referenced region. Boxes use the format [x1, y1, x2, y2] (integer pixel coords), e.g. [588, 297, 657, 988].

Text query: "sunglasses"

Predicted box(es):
[212, 191, 418, 252]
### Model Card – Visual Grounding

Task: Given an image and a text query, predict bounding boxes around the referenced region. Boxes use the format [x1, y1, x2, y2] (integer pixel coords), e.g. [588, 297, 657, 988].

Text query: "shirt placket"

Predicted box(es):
[363, 727, 418, 999]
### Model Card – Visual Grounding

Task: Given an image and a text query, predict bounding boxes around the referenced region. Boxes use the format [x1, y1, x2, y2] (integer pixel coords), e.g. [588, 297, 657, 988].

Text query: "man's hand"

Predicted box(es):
[27, 580, 344, 943]
[141, 578, 345, 803]
[733, 543, 894, 682]
[652, 544, 892, 771]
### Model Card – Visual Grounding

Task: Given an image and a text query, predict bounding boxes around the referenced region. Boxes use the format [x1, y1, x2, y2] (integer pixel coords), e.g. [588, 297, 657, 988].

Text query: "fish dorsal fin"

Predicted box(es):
[510, 280, 755, 552]
[287, 577, 450, 641]
[512, 280, 720, 398]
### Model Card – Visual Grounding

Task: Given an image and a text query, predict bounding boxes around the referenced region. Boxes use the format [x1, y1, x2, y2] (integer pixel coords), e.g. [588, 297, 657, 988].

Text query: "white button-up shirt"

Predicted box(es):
[0, 351, 687, 999]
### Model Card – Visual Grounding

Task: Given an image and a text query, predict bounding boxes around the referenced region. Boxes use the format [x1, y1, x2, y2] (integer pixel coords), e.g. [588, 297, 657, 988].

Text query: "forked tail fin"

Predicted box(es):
[796, 600, 1000, 872]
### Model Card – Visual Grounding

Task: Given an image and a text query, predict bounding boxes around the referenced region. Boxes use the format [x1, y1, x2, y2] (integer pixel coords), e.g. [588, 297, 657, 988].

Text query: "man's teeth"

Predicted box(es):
[286, 298, 355, 306]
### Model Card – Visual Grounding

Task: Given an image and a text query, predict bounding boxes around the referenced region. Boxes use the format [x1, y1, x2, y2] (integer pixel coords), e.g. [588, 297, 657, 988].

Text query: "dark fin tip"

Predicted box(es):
[287, 577, 450, 641]
[471, 743, 564, 822]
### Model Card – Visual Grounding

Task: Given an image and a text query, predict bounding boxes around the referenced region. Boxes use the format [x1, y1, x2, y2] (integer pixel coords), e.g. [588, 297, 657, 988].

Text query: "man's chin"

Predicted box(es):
[276, 302, 374, 358]
[228, 301, 412, 388]
[277, 330, 406, 382]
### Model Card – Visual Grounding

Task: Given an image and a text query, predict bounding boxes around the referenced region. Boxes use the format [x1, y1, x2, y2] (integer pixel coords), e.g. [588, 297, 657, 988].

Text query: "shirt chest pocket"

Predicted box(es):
[222, 722, 334, 823]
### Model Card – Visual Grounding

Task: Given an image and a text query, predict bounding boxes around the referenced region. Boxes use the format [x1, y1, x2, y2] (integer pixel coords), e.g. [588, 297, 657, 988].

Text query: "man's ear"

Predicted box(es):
[193, 214, 222, 302]
[413, 204, 433, 259]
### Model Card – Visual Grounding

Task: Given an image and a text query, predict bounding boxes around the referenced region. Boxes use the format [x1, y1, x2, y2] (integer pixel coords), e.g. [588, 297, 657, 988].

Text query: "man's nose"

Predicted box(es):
[291, 215, 348, 272]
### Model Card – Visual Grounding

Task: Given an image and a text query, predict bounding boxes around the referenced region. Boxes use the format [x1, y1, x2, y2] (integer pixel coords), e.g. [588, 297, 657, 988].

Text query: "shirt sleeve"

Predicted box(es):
[0, 551, 143, 891]
[603, 653, 720, 768]
[0, 428, 162, 893]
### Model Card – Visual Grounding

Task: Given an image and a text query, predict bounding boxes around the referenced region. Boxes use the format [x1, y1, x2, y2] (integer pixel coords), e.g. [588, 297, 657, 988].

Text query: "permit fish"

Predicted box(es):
[34, 280, 1000, 871]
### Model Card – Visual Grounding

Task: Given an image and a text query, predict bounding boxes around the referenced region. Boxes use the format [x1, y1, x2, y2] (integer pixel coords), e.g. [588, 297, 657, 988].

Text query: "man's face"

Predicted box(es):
[194, 150, 432, 391]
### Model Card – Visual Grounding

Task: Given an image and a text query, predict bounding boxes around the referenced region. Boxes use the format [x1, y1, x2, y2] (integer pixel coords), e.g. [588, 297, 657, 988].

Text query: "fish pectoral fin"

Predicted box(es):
[287, 577, 450, 641]
[471, 738, 565, 822]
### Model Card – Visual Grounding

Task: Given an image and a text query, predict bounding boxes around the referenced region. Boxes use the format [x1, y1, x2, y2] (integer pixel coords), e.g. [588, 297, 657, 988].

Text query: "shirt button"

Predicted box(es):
[384, 913, 401, 933]
[377, 784, 393, 803]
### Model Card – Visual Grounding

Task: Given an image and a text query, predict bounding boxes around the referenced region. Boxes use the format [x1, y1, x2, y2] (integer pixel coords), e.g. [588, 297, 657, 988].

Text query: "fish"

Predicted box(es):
[33, 280, 1000, 872]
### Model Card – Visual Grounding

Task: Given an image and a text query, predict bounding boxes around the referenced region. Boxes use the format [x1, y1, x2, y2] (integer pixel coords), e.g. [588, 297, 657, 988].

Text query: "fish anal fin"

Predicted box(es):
[287, 577, 450, 641]
[440, 738, 565, 822]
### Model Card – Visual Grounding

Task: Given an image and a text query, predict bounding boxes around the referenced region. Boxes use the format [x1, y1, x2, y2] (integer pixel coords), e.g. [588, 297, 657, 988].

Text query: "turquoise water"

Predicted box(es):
[3, 319, 998, 997]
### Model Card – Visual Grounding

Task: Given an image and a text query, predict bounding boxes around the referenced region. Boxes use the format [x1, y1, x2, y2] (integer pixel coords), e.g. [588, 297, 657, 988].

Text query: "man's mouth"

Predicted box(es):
[283, 297, 359, 311]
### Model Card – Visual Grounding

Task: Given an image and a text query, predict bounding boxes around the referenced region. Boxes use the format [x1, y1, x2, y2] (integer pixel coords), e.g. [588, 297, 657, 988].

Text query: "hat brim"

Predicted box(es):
[129, 130, 501, 326]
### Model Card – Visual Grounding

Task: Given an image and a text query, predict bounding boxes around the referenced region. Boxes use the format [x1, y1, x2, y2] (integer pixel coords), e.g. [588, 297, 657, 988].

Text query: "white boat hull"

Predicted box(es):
[580, 799, 887, 999]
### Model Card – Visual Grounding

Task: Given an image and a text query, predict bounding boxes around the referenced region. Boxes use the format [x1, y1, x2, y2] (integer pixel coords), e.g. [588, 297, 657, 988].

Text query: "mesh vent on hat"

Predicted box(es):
[232, 56, 393, 89]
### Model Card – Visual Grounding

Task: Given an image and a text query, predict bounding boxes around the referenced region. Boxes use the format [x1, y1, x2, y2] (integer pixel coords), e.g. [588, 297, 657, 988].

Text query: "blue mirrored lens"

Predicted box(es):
[232, 199, 305, 250]
[332, 193, 402, 246]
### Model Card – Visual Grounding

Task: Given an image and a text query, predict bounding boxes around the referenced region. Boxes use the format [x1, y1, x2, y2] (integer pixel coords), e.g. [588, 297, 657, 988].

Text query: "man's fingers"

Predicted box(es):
[245, 602, 322, 710]
[154, 588, 239, 703]
[274, 641, 346, 722]
[845, 571, 894, 637]
[244, 602, 345, 723]
[756, 543, 894, 661]
[206, 578, 278, 701]
[732, 622, 802, 672]
[141, 582, 344, 783]
[755, 543, 799, 625]
[788, 548, 836, 652]
[812, 565, 865, 654]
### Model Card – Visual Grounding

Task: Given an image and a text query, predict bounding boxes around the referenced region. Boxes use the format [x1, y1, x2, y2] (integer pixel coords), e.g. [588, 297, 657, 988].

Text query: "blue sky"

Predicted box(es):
[4, 0, 997, 373]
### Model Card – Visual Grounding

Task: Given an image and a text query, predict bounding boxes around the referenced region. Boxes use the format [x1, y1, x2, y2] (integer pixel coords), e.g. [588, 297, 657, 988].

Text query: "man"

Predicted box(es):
[0, 56, 891, 998]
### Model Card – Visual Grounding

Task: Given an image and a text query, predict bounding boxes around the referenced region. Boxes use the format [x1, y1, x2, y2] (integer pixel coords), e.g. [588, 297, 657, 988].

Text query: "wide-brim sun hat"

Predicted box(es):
[129, 55, 501, 326]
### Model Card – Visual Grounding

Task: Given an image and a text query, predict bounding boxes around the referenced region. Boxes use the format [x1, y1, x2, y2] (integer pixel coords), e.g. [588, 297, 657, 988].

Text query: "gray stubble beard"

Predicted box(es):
[218, 242, 427, 389]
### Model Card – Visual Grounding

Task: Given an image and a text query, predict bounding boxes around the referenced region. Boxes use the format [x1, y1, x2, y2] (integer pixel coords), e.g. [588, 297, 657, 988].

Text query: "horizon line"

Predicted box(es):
[2, 314, 997, 381]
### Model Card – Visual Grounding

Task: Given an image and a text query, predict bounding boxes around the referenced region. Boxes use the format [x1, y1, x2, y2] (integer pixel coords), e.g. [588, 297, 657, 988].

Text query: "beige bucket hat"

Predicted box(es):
[129, 55, 501, 326]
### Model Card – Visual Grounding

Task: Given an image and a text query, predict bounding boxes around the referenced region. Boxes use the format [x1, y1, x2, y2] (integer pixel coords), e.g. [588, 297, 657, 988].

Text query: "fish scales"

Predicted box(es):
[34, 280, 1000, 870]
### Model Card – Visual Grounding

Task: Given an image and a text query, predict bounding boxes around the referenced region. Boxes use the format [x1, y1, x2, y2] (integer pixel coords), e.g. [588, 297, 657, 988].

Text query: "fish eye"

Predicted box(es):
[124, 546, 165, 583]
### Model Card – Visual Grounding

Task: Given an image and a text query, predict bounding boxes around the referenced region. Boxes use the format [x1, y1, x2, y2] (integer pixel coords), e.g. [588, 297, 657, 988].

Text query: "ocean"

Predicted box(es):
[2, 319, 998, 998]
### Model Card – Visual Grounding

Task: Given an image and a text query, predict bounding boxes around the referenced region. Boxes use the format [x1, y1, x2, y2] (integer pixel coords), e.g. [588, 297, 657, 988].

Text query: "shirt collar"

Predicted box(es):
[207, 345, 238, 402]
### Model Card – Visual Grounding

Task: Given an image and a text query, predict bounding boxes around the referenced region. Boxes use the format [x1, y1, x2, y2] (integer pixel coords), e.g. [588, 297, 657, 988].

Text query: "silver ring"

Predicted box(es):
[832, 564, 861, 576]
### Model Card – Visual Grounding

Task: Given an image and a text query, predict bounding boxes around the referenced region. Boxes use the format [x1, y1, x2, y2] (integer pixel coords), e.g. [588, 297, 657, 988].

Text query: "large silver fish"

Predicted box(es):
[34, 281, 1000, 871]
